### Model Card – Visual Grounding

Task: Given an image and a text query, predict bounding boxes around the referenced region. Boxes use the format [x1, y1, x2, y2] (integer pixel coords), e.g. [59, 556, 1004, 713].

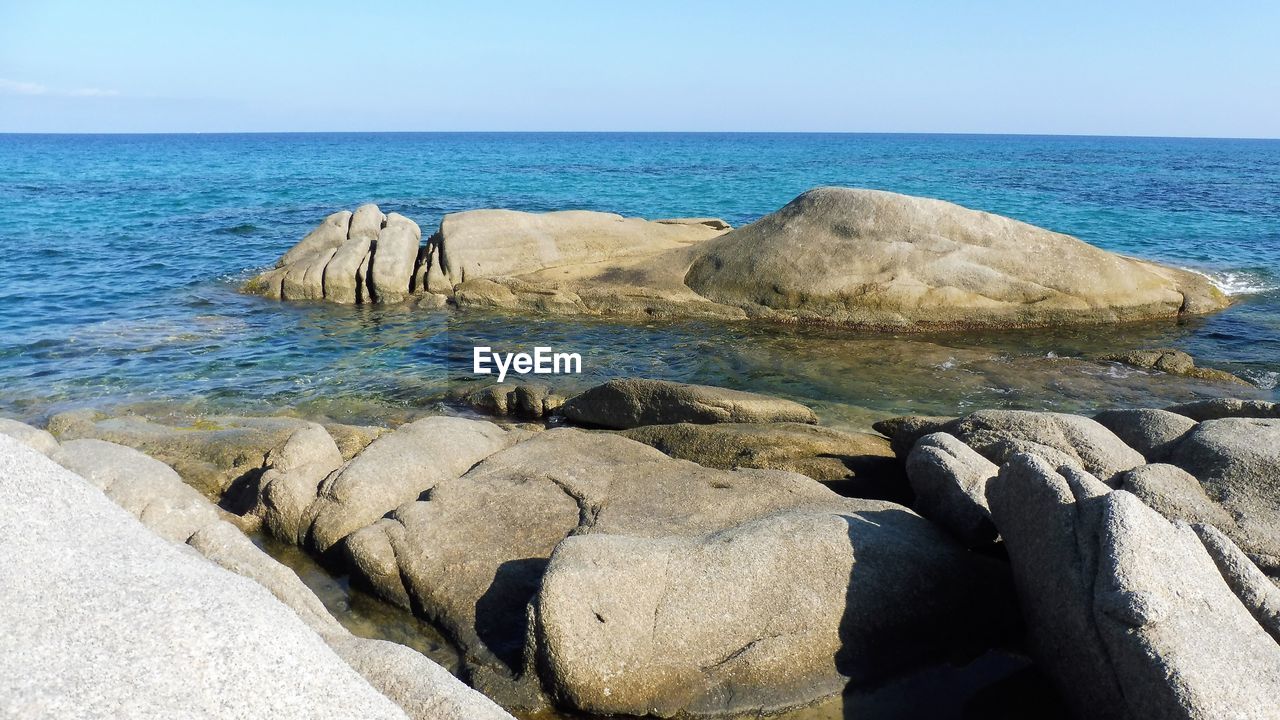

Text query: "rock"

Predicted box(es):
[621, 421, 908, 500]
[251, 424, 345, 545]
[47, 411, 379, 497]
[1092, 408, 1196, 461]
[368, 213, 422, 304]
[655, 217, 732, 230]
[1119, 463, 1238, 529]
[872, 415, 954, 457]
[534, 505, 1013, 717]
[1168, 418, 1280, 572]
[988, 453, 1280, 720]
[0, 435, 409, 719]
[304, 416, 518, 552]
[348, 203, 386, 242]
[905, 432, 999, 546]
[279, 209, 352, 267]
[560, 378, 818, 429]
[0, 417, 59, 456]
[1192, 523, 1280, 643]
[684, 188, 1227, 329]
[425, 208, 728, 288]
[1097, 348, 1250, 385]
[1165, 397, 1280, 421]
[324, 232, 375, 304]
[944, 410, 1145, 483]
[457, 382, 566, 420]
[342, 429, 859, 708]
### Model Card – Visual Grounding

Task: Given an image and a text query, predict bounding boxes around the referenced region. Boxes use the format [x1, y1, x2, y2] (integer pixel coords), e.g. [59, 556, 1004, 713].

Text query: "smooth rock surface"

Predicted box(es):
[905, 432, 999, 546]
[872, 415, 955, 457]
[945, 410, 1145, 482]
[0, 416, 59, 455]
[560, 378, 818, 429]
[1092, 408, 1196, 461]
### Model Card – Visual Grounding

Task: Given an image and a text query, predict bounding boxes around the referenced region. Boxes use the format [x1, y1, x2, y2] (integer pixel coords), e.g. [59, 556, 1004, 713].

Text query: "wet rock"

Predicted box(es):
[560, 378, 817, 429]
[0, 435, 409, 719]
[535, 505, 1013, 718]
[457, 382, 566, 420]
[684, 188, 1227, 330]
[1097, 348, 1250, 385]
[944, 410, 1145, 483]
[0, 417, 59, 456]
[1092, 408, 1196, 461]
[988, 453, 1280, 720]
[1164, 397, 1280, 421]
[304, 416, 519, 552]
[621, 421, 906, 499]
[905, 432, 999, 546]
[872, 415, 954, 457]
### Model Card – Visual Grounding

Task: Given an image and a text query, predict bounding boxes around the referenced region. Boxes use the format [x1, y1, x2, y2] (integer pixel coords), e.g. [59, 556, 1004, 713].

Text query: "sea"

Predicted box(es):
[2, 132, 1278, 428]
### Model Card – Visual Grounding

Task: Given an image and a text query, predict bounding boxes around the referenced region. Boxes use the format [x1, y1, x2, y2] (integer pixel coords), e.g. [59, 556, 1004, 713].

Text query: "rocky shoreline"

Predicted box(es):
[4, 379, 1279, 719]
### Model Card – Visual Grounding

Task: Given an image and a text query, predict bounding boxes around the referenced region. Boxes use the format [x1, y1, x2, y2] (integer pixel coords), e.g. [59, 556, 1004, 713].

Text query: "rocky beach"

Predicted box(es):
[5, 179, 1279, 719]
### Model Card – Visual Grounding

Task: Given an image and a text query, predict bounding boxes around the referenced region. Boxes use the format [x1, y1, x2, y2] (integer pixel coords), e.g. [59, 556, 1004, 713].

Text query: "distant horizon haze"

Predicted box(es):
[1, 1, 1278, 138]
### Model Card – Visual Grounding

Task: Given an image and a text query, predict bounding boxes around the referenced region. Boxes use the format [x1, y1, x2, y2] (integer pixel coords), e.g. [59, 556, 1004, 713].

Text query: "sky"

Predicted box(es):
[1, 0, 1278, 137]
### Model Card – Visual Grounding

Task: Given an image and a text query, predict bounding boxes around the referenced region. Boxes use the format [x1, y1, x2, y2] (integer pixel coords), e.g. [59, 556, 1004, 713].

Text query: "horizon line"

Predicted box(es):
[2, 130, 1279, 142]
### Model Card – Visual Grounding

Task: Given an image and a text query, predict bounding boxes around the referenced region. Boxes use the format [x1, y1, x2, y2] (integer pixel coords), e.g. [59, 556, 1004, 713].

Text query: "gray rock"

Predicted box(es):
[251, 424, 345, 545]
[988, 452, 1280, 720]
[684, 187, 1227, 330]
[367, 213, 422, 304]
[871, 414, 954, 457]
[278, 209, 352, 267]
[324, 234, 375, 304]
[281, 246, 336, 300]
[1092, 408, 1196, 461]
[535, 505, 1012, 718]
[1096, 348, 1250, 386]
[560, 378, 817, 429]
[0, 417, 59, 456]
[348, 202, 386, 242]
[1165, 398, 1280, 421]
[621, 421, 907, 500]
[0, 435, 409, 720]
[945, 409, 1145, 482]
[458, 382, 566, 420]
[1192, 523, 1280, 643]
[305, 416, 517, 552]
[905, 432, 999, 546]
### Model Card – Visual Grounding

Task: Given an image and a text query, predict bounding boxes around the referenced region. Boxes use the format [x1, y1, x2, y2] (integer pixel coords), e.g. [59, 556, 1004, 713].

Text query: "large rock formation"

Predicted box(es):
[560, 378, 818, 429]
[245, 189, 1229, 330]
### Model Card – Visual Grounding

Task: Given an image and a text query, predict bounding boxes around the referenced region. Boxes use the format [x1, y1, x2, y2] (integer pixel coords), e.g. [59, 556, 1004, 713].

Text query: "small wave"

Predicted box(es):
[1185, 268, 1279, 296]
[1241, 369, 1279, 391]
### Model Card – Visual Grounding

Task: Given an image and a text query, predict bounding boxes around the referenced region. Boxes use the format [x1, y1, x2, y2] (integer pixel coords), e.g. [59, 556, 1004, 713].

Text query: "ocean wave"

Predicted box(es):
[1241, 369, 1279, 391]
[1185, 268, 1279, 296]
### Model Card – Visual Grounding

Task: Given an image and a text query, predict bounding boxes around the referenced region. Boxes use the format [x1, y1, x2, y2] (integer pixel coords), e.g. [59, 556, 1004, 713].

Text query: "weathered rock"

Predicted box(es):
[684, 188, 1227, 330]
[279, 209, 352, 267]
[560, 378, 817, 429]
[905, 432, 999, 546]
[324, 233, 375, 304]
[1097, 348, 1250, 385]
[0, 417, 59, 456]
[944, 410, 1145, 483]
[1168, 417, 1280, 573]
[426, 208, 727, 288]
[1119, 463, 1238, 530]
[457, 382, 566, 420]
[621, 421, 907, 499]
[0, 435, 409, 720]
[535, 504, 1012, 717]
[251, 424, 345, 545]
[988, 453, 1280, 720]
[1192, 523, 1280, 643]
[348, 203, 386, 242]
[1165, 397, 1280, 421]
[872, 415, 954, 457]
[1092, 408, 1196, 461]
[342, 429, 859, 708]
[305, 416, 518, 552]
[368, 213, 422, 304]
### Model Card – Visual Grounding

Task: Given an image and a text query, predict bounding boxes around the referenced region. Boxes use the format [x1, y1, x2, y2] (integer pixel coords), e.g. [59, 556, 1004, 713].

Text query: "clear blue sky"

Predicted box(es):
[2, 0, 1277, 136]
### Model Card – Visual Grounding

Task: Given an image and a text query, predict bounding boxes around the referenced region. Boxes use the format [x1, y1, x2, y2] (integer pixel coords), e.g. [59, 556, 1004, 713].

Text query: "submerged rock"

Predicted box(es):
[560, 378, 818, 429]
[620, 421, 906, 499]
[1097, 348, 1250, 386]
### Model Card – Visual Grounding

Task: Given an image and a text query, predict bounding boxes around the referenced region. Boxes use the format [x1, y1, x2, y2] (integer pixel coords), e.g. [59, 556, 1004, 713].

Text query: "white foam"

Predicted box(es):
[1184, 268, 1279, 296]
[1241, 369, 1279, 391]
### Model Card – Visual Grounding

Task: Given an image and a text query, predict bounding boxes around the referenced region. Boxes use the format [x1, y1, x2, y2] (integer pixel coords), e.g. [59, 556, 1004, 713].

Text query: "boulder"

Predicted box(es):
[535, 505, 1013, 718]
[0, 435, 409, 720]
[621, 421, 907, 499]
[872, 415, 954, 457]
[560, 378, 818, 429]
[456, 382, 566, 420]
[904, 432, 999, 546]
[425, 208, 728, 288]
[1164, 398, 1280, 421]
[988, 453, 1280, 720]
[1091, 408, 1196, 461]
[279, 209, 352, 267]
[1097, 348, 1249, 385]
[944, 410, 1145, 483]
[368, 213, 422, 304]
[684, 187, 1228, 330]
[1192, 523, 1280, 643]
[0, 417, 59, 456]
[304, 416, 518, 552]
[250, 424, 345, 545]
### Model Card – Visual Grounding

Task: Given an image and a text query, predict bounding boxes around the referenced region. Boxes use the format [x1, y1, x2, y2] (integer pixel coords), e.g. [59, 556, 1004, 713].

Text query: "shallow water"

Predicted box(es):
[1, 133, 1278, 423]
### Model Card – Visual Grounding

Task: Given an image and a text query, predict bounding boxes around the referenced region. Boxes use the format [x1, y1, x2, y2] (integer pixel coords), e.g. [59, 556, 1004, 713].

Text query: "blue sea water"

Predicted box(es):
[1, 132, 1277, 425]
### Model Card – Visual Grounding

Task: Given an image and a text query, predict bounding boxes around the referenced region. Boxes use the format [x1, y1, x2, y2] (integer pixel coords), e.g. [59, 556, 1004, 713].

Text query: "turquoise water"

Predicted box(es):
[1, 133, 1277, 424]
